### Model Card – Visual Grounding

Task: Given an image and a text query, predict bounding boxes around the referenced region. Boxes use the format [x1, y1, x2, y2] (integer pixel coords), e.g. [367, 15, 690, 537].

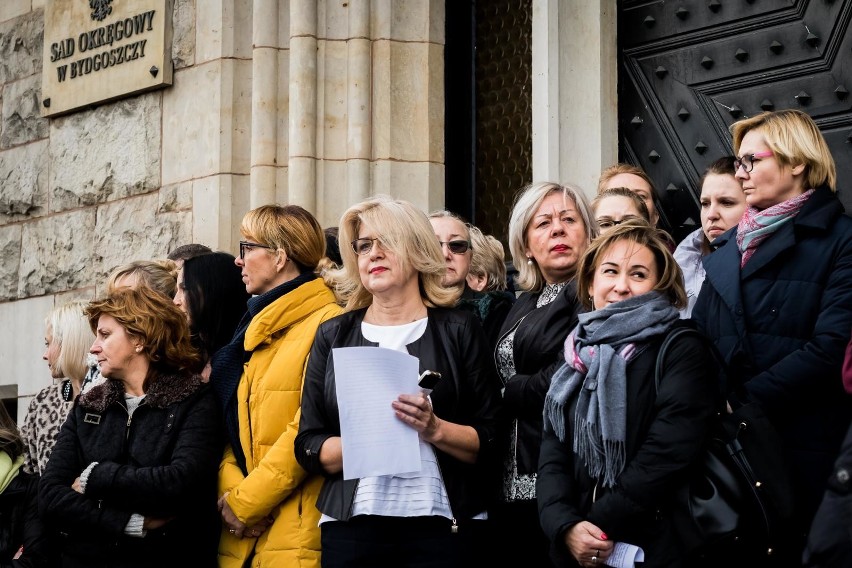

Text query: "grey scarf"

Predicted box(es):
[544, 292, 679, 487]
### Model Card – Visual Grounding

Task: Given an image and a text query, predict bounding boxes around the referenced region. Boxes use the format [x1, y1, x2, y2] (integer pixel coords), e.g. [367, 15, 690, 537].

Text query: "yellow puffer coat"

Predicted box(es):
[218, 278, 341, 568]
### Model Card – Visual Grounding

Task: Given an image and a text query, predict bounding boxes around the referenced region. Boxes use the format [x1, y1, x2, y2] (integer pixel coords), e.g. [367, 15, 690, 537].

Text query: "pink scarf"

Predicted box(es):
[736, 189, 814, 267]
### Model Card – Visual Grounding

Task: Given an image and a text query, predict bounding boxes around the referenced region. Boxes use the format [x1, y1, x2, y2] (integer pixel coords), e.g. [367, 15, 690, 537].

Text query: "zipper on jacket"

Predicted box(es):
[433, 456, 458, 534]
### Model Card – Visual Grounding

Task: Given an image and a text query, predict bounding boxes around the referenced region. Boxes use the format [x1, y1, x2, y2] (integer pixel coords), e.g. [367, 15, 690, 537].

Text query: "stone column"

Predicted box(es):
[346, 0, 372, 208]
[531, 0, 617, 197]
[250, 0, 280, 207]
[288, 0, 318, 212]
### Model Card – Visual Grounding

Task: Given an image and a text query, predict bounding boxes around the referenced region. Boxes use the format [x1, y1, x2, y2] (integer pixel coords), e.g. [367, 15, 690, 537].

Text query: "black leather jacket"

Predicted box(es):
[295, 307, 503, 522]
[496, 281, 582, 475]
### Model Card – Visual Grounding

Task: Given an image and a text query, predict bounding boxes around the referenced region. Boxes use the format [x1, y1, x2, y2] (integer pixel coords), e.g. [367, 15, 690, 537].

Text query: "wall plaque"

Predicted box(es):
[41, 0, 173, 117]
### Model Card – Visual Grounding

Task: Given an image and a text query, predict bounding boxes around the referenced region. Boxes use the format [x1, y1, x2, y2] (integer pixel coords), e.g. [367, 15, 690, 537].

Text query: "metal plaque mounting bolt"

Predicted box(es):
[150, 66, 159, 77]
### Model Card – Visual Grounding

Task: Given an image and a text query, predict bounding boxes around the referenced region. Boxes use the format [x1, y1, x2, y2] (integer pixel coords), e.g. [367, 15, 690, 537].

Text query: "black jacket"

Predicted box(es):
[39, 375, 223, 568]
[0, 468, 49, 568]
[693, 186, 852, 527]
[456, 286, 515, 352]
[496, 281, 582, 474]
[537, 326, 716, 567]
[804, 421, 852, 567]
[294, 307, 503, 522]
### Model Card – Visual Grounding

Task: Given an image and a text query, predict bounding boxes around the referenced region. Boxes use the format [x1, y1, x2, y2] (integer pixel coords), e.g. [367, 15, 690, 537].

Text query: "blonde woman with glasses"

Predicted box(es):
[296, 196, 502, 568]
[693, 109, 852, 563]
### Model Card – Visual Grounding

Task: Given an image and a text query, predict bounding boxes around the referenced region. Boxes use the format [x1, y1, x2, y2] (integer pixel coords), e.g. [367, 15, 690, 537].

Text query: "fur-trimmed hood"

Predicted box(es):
[78, 372, 205, 413]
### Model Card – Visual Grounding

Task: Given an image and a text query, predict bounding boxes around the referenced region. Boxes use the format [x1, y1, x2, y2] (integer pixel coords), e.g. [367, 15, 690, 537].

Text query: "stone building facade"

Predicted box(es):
[0, 0, 615, 422]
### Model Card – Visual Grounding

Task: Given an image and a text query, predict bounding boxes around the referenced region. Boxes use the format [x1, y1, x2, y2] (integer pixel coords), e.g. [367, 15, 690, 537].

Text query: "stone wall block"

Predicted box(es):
[0, 10, 43, 84]
[172, 0, 196, 69]
[18, 209, 96, 296]
[95, 193, 191, 284]
[0, 223, 21, 300]
[1, 73, 48, 148]
[49, 94, 161, 211]
[0, 1, 31, 24]
[0, 294, 55, 402]
[0, 140, 48, 222]
[371, 0, 443, 43]
[373, 41, 442, 162]
[370, 160, 443, 213]
[159, 181, 193, 212]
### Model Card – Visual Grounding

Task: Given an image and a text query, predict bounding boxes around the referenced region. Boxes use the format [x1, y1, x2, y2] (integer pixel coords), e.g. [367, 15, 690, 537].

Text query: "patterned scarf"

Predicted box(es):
[736, 189, 814, 267]
[544, 292, 679, 487]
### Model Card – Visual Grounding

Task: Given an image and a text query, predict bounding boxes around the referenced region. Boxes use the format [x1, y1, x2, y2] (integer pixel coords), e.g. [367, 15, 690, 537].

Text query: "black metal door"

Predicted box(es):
[619, 0, 852, 242]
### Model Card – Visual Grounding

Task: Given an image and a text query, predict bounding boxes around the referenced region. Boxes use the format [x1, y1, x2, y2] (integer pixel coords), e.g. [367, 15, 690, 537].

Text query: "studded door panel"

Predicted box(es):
[619, 0, 852, 241]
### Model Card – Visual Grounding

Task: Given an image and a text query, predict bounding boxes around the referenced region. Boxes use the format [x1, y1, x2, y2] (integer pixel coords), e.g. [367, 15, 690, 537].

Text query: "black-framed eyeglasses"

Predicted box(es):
[351, 237, 383, 256]
[439, 240, 471, 255]
[596, 216, 641, 230]
[733, 151, 773, 173]
[239, 240, 274, 260]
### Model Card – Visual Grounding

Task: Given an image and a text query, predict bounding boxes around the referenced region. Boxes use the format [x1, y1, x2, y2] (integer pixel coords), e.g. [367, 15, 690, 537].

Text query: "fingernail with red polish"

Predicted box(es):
[600, 533, 608, 540]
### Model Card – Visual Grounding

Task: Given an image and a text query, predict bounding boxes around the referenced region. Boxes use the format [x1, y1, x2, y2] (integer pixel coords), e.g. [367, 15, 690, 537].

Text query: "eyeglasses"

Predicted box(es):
[734, 151, 773, 173]
[351, 237, 384, 256]
[239, 240, 274, 260]
[596, 216, 641, 230]
[439, 240, 471, 255]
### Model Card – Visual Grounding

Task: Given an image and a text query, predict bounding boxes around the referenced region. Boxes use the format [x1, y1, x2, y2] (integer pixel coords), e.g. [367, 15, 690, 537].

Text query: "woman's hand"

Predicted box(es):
[143, 516, 173, 530]
[218, 492, 248, 538]
[564, 521, 613, 567]
[393, 393, 442, 443]
[218, 492, 273, 539]
[71, 477, 83, 494]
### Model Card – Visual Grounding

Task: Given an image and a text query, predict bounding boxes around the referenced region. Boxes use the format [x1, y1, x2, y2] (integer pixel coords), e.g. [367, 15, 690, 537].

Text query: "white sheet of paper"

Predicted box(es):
[332, 346, 421, 480]
[604, 542, 645, 568]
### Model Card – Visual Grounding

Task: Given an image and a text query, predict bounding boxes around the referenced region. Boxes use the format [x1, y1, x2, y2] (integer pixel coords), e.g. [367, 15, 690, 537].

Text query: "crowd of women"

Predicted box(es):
[1, 108, 851, 567]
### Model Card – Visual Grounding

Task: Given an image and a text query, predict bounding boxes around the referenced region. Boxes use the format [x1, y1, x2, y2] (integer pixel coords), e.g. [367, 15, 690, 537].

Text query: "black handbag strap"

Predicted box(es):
[654, 325, 729, 404]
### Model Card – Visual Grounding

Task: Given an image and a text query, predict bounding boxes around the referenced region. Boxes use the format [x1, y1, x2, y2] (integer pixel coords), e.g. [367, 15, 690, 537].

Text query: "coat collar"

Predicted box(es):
[702, 186, 842, 312]
[740, 186, 841, 279]
[78, 372, 204, 413]
[244, 278, 338, 351]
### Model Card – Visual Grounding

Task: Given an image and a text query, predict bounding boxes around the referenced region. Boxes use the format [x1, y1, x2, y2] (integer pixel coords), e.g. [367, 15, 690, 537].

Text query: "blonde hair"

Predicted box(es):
[335, 196, 460, 311]
[468, 226, 507, 292]
[508, 182, 598, 292]
[731, 109, 836, 191]
[45, 300, 94, 383]
[576, 219, 687, 311]
[428, 210, 472, 240]
[591, 187, 651, 223]
[597, 163, 656, 195]
[107, 259, 178, 298]
[240, 204, 326, 272]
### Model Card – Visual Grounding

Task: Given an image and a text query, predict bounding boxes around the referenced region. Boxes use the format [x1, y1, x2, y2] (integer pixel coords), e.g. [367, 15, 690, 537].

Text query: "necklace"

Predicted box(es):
[61, 379, 73, 402]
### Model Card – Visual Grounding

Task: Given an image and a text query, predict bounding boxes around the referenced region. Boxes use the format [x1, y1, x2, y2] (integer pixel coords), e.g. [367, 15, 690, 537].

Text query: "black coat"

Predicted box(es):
[294, 307, 503, 522]
[537, 326, 716, 567]
[692, 186, 852, 529]
[0, 468, 49, 568]
[39, 375, 223, 568]
[496, 281, 582, 474]
[804, 421, 852, 567]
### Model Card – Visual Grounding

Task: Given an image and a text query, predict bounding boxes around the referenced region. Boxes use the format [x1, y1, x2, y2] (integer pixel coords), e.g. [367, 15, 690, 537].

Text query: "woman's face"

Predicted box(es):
[356, 220, 418, 299]
[603, 173, 659, 226]
[43, 325, 63, 379]
[172, 267, 190, 321]
[700, 173, 747, 242]
[234, 235, 279, 295]
[594, 195, 645, 233]
[589, 239, 659, 310]
[735, 129, 806, 210]
[525, 192, 588, 285]
[89, 315, 142, 380]
[430, 216, 471, 287]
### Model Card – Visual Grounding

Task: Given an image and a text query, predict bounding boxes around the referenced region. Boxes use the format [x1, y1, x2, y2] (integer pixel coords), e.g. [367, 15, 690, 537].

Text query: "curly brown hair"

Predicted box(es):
[86, 288, 200, 387]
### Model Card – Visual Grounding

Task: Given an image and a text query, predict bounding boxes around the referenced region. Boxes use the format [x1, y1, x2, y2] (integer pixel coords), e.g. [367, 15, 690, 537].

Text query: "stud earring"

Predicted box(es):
[135, 346, 142, 353]
[527, 256, 533, 265]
